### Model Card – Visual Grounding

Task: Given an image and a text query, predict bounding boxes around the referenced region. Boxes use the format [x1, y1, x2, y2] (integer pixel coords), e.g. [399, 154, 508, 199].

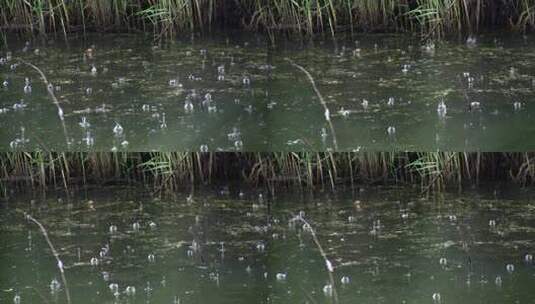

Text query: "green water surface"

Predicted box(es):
[1, 32, 535, 151]
[1, 185, 534, 303]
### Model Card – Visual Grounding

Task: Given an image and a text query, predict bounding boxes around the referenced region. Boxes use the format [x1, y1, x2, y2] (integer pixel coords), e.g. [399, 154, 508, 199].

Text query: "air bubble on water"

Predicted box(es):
[495, 276, 502, 287]
[276, 273, 287, 281]
[506, 263, 514, 273]
[322, 284, 333, 296]
[432, 292, 441, 303]
[50, 278, 61, 293]
[125, 286, 136, 296]
[90, 257, 99, 266]
[109, 283, 119, 294]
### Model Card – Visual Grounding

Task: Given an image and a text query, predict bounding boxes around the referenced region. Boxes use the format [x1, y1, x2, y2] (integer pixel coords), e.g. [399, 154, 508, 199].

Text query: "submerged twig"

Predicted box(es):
[299, 284, 319, 304]
[23, 286, 51, 304]
[284, 58, 339, 150]
[16, 58, 70, 147]
[19, 211, 72, 304]
[291, 214, 339, 304]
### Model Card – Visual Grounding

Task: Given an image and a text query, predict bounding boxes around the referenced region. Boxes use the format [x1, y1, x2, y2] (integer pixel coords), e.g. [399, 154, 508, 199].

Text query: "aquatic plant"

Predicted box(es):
[2, 152, 535, 195]
[1, 0, 535, 39]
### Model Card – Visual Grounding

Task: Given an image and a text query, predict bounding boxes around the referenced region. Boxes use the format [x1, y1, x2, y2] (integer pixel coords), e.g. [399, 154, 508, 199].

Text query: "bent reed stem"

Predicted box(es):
[291, 214, 339, 303]
[16, 59, 70, 147]
[284, 57, 339, 150]
[18, 210, 72, 304]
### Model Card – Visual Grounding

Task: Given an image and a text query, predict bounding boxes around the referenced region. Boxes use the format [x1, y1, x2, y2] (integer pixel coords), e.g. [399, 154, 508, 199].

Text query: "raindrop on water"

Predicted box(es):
[437, 99, 447, 117]
[256, 242, 265, 252]
[432, 292, 441, 303]
[323, 284, 333, 296]
[125, 286, 136, 296]
[109, 283, 119, 294]
[361, 99, 369, 109]
[23, 77, 31, 94]
[234, 140, 243, 150]
[49, 278, 61, 293]
[79, 116, 90, 129]
[90, 257, 99, 266]
[13, 293, 21, 304]
[506, 263, 515, 273]
[113, 122, 124, 137]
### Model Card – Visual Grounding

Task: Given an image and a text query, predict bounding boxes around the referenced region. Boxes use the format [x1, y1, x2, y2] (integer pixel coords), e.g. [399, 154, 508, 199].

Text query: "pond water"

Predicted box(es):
[1, 185, 534, 303]
[1, 32, 535, 151]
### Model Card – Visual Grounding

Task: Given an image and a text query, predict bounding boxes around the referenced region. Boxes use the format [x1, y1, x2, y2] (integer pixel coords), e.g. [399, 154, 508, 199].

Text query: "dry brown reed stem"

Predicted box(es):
[292, 214, 339, 304]
[21, 211, 72, 304]
[17, 59, 70, 147]
[284, 58, 339, 150]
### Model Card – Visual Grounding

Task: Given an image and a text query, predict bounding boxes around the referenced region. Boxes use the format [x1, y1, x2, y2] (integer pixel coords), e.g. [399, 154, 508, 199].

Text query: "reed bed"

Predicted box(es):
[1, 152, 534, 194]
[0, 1, 534, 39]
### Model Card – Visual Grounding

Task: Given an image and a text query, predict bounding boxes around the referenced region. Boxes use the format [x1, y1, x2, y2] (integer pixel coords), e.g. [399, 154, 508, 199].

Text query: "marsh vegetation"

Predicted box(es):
[1, 0, 535, 41]
[2, 152, 535, 196]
